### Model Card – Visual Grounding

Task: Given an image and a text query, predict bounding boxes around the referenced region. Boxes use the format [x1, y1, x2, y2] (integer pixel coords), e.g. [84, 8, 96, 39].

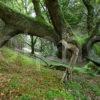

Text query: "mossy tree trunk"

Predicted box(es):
[45, 0, 79, 82]
[0, 2, 58, 47]
[82, 0, 100, 59]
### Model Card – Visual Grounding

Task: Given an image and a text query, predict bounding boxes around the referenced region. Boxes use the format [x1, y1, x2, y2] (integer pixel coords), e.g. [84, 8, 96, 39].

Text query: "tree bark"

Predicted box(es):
[0, 2, 58, 46]
[82, 0, 95, 34]
[0, 20, 19, 47]
[83, 35, 100, 66]
[82, 35, 100, 58]
[31, 0, 44, 55]
[45, 0, 79, 82]
[82, 0, 99, 59]
[32, 0, 42, 17]
[45, 0, 73, 38]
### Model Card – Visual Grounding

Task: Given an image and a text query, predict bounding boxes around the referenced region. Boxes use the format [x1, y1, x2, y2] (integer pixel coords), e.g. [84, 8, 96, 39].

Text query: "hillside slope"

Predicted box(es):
[0, 47, 100, 100]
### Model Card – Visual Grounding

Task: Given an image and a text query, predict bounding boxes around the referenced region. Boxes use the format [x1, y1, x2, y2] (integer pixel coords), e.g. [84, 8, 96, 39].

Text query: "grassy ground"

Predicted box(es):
[0, 47, 100, 100]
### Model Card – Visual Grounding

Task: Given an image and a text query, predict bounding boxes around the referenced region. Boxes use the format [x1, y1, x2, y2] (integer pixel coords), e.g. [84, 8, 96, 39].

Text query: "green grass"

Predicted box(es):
[45, 89, 74, 100]
[0, 47, 100, 100]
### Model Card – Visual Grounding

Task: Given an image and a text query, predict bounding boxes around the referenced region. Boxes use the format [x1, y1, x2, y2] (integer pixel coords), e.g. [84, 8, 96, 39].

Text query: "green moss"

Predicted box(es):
[19, 94, 33, 100]
[93, 43, 100, 56]
[89, 84, 100, 96]
[74, 34, 89, 46]
[46, 89, 74, 100]
[0, 47, 17, 62]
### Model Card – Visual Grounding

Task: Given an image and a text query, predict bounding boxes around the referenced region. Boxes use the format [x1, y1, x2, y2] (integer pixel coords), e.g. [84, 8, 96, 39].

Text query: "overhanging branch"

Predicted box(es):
[0, 2, 58, 43]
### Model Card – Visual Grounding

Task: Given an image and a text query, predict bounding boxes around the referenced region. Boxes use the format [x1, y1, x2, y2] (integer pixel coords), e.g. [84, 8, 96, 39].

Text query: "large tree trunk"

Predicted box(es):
[82, 35, 100, 58]
[45, 0, 79, 82]
[82, 35, 100, 66]
[0, 2, 58, 47]
[82, 0, 99, 60]
[0, 20, 19, 47]
[45, 0, 73, 37]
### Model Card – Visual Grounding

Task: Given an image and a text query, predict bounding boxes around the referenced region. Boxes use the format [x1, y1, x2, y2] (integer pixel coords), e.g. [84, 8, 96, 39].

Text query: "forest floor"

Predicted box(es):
[0, 47, 100, 100]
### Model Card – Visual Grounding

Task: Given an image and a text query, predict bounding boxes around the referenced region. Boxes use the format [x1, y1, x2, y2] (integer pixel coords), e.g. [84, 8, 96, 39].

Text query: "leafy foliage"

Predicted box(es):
[60, 0, 84, 26]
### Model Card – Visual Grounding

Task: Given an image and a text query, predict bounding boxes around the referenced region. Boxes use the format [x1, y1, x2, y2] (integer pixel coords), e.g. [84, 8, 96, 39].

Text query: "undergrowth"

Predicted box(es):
[0, 47, 100, 100]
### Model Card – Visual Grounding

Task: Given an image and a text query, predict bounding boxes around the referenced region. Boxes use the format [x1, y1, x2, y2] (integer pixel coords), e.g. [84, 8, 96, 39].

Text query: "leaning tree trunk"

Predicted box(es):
[0, 2, 58, 47]
[82, 35, 100, 58]
[45, 0, 79, 82]
[82, 0, 99, 60]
